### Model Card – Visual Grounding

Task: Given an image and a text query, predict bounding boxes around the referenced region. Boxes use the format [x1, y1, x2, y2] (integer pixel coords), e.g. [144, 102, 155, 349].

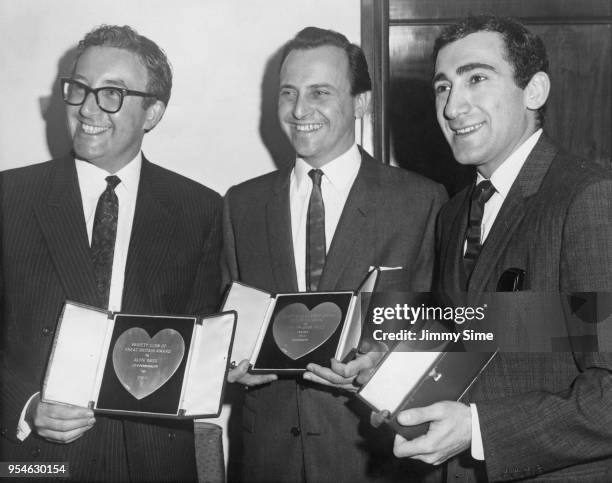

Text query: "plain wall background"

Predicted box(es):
[0, 0, 361, 195]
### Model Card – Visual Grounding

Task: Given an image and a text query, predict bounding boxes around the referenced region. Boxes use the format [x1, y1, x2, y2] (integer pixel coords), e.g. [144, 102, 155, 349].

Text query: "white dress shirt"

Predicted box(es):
[76, 154, 141, 311]
[290, 144, 361, 292]
[16, 153, 142, 441]
[469, 129, 543, 460]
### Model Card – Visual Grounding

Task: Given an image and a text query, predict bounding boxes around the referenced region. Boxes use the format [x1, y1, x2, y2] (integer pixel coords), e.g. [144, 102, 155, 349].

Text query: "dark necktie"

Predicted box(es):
[463, 179, 496, 280]
[194, 422, 225, 483]
[306, 169, 326, 291]
[91, 175, 121, 307]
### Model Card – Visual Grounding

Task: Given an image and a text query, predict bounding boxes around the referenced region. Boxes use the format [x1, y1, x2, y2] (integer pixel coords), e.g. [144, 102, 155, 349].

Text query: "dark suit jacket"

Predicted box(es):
[223, 150, 448, 482]
[0, 154, 222, 482]
[437, 135, 612, 482]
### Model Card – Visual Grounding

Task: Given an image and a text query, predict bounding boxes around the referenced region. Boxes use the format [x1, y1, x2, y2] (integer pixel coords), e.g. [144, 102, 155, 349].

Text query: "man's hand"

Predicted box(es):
[27, 394, 95, 444]
[227, 359, 277, 387]
[303, 346, 384, 391]
[303, 358, 361, 391]
[393, 401, 472, 465]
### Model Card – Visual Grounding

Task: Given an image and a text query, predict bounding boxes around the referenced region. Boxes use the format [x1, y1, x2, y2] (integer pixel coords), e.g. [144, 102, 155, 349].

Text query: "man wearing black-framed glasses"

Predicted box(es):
[0, 25, 222, 482]
[60, 77, 157, 114]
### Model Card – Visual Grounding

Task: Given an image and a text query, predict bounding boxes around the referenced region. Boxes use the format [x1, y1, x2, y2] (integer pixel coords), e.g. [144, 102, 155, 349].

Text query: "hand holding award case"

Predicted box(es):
[221, 268, 379, 373]
[42, 301, 237, 418]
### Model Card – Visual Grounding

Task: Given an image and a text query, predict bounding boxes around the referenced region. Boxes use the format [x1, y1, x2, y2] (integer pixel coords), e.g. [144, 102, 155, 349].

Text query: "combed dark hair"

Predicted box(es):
[76, 25, 172, 107]
[433, 15, 549, 124]
[280, 26, 371, 96]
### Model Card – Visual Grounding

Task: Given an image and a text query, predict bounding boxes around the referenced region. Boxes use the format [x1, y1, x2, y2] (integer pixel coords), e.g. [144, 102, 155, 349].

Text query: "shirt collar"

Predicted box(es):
[293, 144, 361, 192]
[477, 129, 543, 199]
[75, 152, 142, 199]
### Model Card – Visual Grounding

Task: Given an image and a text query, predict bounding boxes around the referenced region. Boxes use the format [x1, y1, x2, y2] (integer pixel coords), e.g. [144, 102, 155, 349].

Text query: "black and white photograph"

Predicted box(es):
[1, 0, 611, 482]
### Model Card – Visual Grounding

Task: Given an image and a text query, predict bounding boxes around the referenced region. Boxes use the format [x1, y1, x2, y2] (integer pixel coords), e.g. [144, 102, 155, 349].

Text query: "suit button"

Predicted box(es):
[41, 327, 53, 336]
[0, 427, 7, 437]
[30, 447, 41, 457]
[290, 427, 301, 437]
[168, 432, 176, 440]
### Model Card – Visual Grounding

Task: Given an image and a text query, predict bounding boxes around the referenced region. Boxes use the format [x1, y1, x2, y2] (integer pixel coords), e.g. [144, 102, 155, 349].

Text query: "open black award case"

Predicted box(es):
[221, 268, 379, 374]
[42, 301, 237, 418]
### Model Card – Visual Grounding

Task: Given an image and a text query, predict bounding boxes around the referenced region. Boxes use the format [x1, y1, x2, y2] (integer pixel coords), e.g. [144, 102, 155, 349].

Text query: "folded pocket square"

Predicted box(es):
[370, 266, 403, 271]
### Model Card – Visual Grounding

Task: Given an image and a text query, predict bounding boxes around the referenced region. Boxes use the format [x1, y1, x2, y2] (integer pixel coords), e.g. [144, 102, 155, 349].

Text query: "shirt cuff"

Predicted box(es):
[16, 393, 38, 441]
[470, 403, 485, 460]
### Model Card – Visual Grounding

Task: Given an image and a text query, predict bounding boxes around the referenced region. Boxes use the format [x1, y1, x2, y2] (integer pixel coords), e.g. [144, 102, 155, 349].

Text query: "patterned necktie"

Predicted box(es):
[194, 422, 225, 483]
[91, 175, 121, 307]
[463, 179, 496, 280]
[306, 169, 326, 291]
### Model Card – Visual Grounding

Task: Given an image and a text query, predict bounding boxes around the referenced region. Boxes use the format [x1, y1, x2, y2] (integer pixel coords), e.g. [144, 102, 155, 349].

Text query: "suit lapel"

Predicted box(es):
[34, 155, 100, 306]
[266, 168, 298, 293]
[468, 135, 558, 294]
[318, 151, 372, 291]
[123, 158, 176, 311]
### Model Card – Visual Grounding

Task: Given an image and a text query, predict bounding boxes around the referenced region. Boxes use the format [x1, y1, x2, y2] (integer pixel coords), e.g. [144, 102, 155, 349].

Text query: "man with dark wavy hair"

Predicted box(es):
[224, 26, 446, 482]
[390, 15, 612, 482]
[0, 25, 221, 481]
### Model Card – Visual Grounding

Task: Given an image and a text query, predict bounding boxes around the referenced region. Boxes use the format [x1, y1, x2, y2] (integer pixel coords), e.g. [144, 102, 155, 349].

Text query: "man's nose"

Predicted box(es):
[292, 93, 312, 119]
[79, 91, 102, 116]
[443, 86, 470, 120]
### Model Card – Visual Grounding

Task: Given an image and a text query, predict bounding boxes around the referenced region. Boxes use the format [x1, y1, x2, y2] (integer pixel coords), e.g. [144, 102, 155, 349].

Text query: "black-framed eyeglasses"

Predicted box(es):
[60, 77, 156, 114]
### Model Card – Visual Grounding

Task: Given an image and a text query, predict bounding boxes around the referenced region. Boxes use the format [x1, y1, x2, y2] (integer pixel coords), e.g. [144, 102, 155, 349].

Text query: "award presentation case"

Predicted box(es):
[221, 268, 379, 373]
[42, 301, 237, 419]
[357, 319, 496, 440]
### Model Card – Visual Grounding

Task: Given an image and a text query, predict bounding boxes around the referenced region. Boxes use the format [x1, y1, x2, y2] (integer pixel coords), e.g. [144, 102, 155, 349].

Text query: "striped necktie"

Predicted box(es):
[463, 179, 496, 282]
[306, 169, 326, 291]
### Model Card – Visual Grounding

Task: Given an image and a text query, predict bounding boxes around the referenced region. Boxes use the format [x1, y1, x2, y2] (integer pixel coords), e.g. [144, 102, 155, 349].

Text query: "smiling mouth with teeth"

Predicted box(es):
[453, 122, 484, 136]
[293, 123, 324, 132]
[80, 122, 110, 135]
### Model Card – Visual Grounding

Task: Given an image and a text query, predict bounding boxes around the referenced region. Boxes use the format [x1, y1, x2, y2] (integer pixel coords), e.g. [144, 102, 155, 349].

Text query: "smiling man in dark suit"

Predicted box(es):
[391, 15, 612, 481]
[223, 27, 447, 483]
[0, 25, 221, 482]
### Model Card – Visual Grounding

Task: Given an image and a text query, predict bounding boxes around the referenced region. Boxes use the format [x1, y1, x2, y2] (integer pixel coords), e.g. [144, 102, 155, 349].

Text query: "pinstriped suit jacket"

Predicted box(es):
[223, 150, 448, 483]
[0, 154, 222, 482]
[437, 135, 612, 482]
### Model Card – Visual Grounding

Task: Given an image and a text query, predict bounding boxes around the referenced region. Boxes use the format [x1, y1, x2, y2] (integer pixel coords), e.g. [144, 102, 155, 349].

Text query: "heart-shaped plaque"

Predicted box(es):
[112, 328, 185, 400]
[272, 302, 342, 360]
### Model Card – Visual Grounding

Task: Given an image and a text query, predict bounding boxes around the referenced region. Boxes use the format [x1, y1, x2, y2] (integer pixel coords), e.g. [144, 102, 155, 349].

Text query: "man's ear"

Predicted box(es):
[143, 100, 166, 132]
[354, 90, 371, 119]
[524, 71, 550, 111]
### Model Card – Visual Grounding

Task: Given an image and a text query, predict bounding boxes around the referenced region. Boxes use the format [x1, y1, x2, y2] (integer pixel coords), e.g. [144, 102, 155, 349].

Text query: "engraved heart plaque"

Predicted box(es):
[112, 328, 185, 400]
[272, 302, 342, 360]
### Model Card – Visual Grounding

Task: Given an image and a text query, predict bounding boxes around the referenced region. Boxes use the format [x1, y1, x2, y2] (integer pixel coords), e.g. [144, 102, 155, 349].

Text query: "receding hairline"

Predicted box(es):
[281, 44, 350, 67]
[279, 45, 353, 88]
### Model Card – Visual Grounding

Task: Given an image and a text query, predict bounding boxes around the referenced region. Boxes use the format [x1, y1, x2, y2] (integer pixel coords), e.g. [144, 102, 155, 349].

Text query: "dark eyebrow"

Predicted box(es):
[456, 62, 497, 76]
[103, 78, 129, 89]
[279, 83, 337, 92]
[309, 83, 335, 90]
[432, 72, 448, 84]
[71, 75, 130, 89]
[432, 63, 497, 85]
